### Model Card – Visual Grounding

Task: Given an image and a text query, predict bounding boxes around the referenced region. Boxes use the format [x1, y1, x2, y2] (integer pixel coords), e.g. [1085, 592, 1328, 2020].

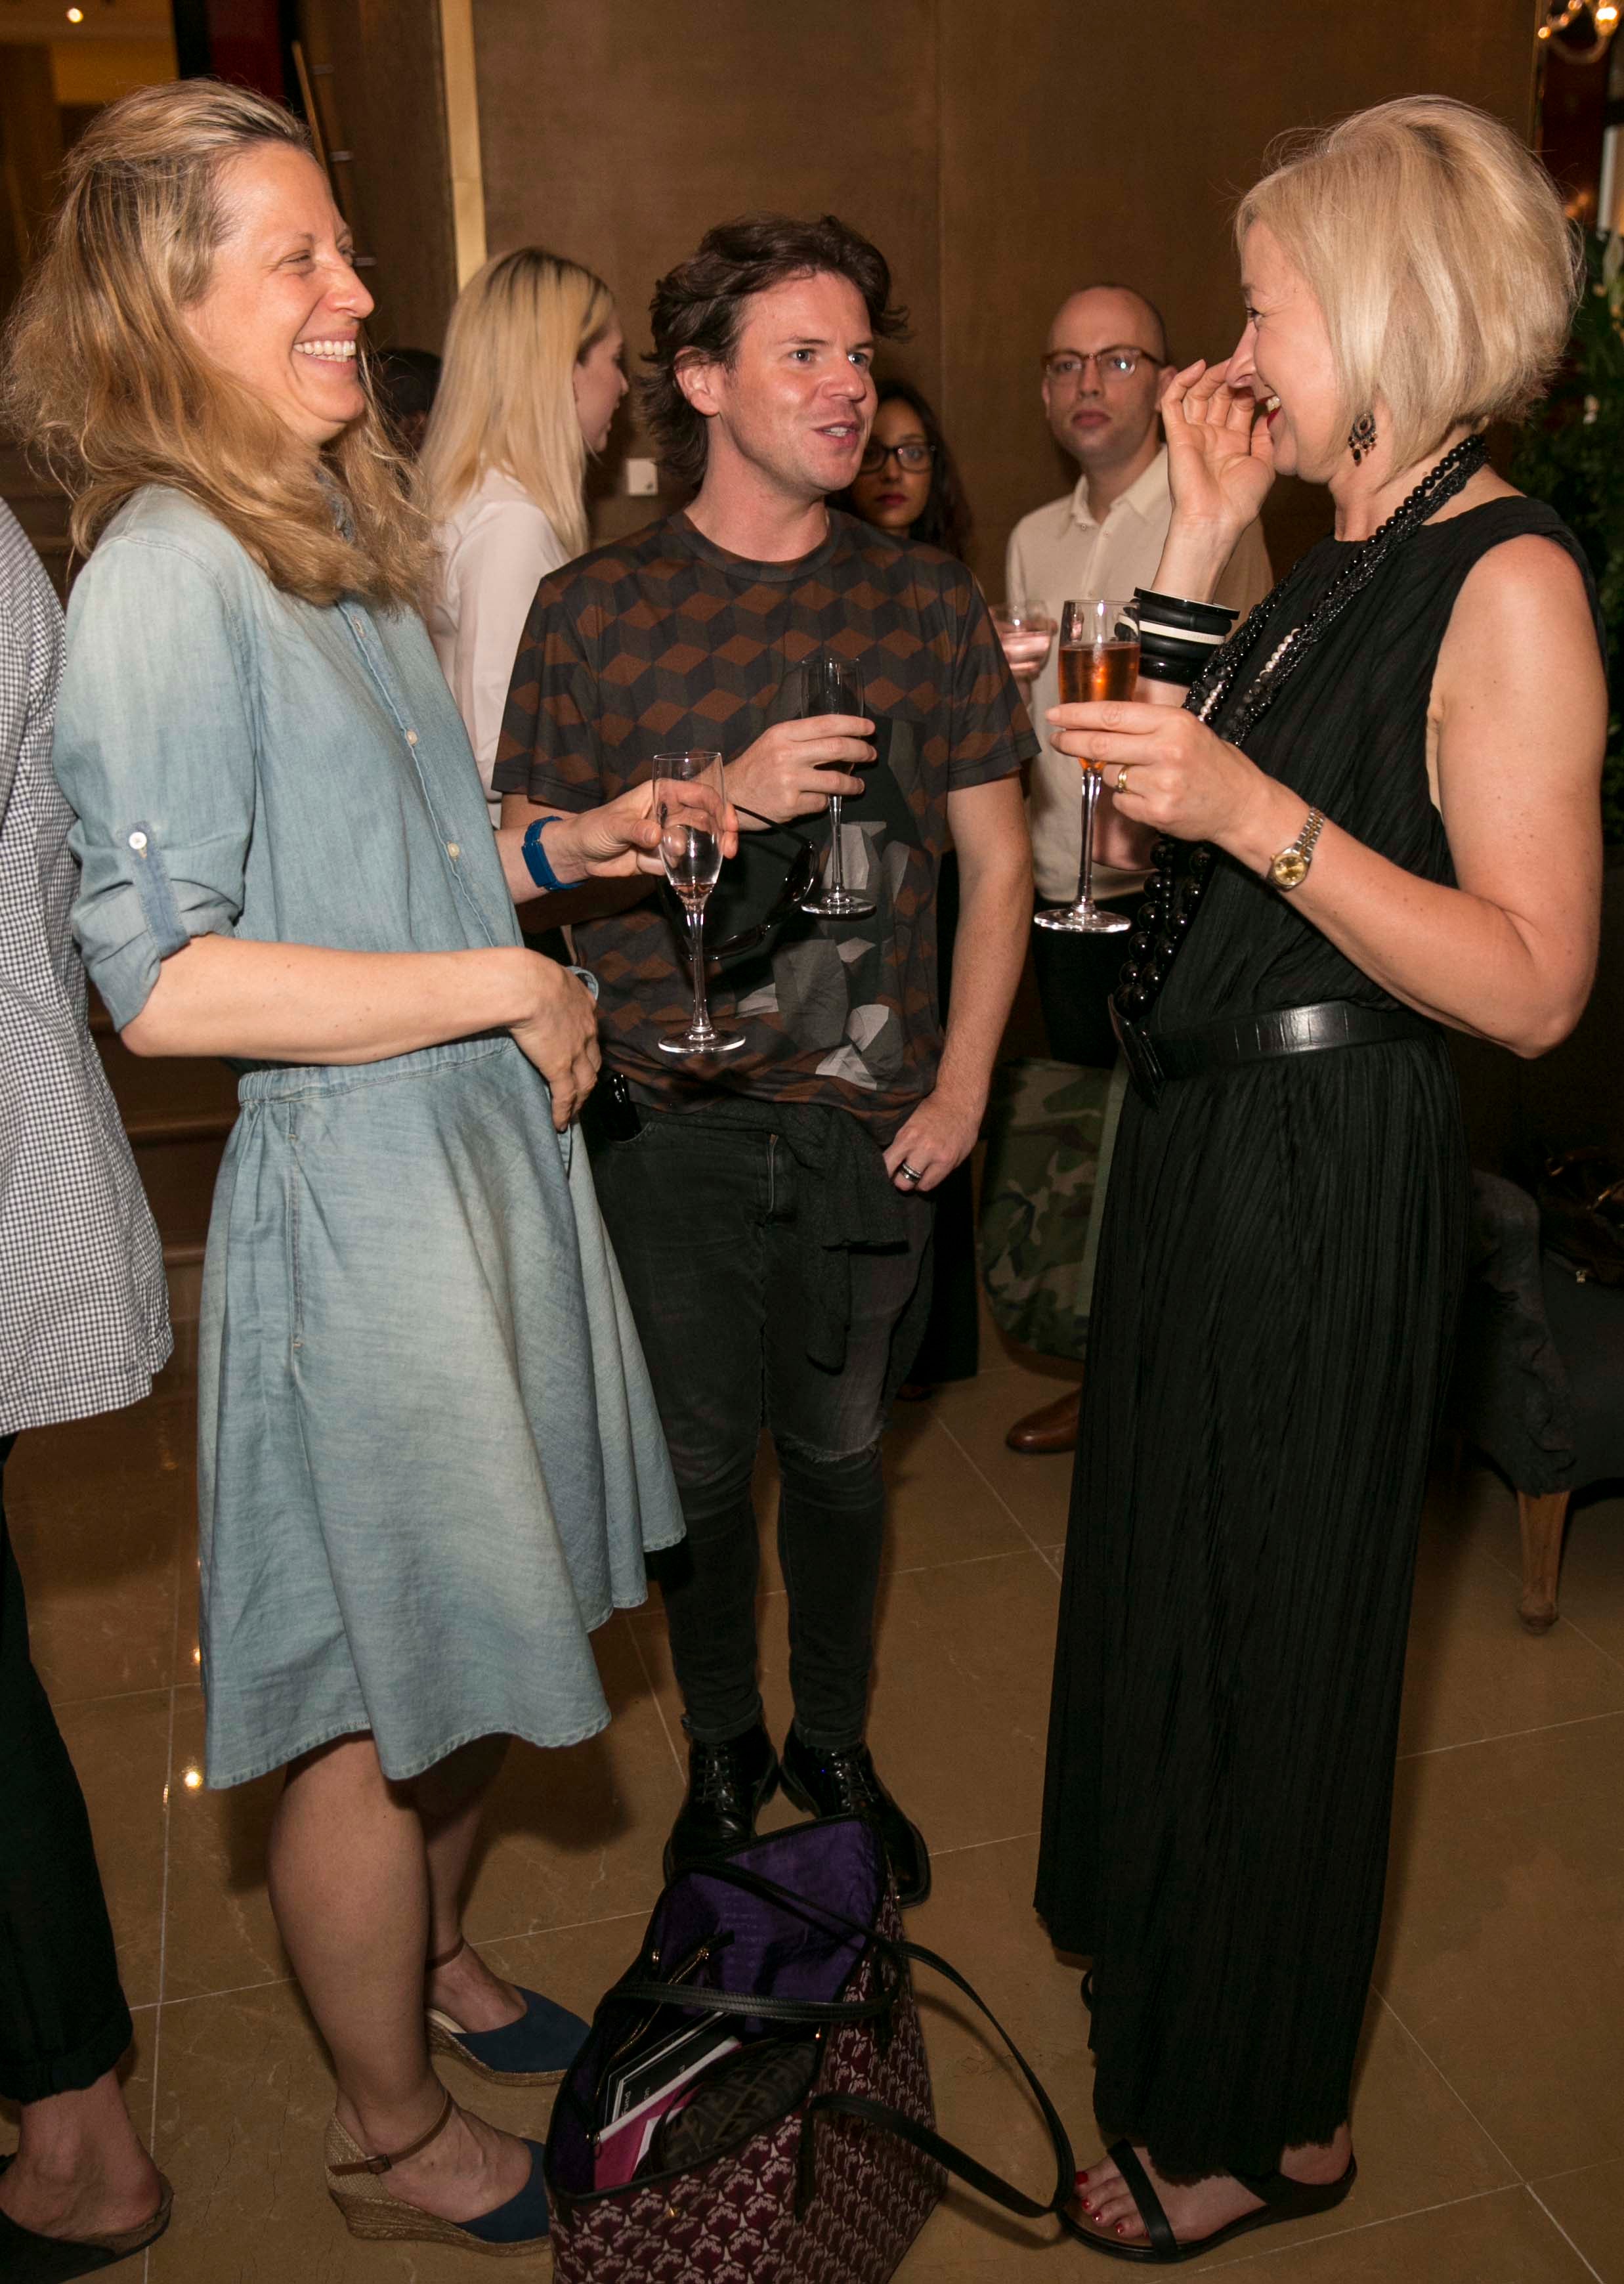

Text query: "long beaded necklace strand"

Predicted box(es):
[1113, 431, 1489, 1025]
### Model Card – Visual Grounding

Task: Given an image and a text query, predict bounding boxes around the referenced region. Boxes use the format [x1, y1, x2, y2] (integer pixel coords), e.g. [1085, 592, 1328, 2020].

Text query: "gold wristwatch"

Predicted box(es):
[1268, 808, 1326, 893]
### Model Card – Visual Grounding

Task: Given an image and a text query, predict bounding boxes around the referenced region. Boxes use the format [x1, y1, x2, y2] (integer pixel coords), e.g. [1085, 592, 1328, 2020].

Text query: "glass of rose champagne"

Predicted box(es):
[1033, 596, 1139, 935]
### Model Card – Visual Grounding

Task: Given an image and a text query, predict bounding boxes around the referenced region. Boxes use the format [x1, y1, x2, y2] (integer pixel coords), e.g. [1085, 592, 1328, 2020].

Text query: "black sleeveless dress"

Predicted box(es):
[1035, 498, 1597, 2182]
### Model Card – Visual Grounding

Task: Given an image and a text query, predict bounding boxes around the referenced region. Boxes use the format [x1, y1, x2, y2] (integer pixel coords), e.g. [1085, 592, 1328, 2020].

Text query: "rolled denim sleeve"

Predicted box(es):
[53, 535, 256, 1029]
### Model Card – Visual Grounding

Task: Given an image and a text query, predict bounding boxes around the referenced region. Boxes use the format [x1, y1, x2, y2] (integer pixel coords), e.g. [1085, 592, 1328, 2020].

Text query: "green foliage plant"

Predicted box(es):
[1511, 228, 1624, 842]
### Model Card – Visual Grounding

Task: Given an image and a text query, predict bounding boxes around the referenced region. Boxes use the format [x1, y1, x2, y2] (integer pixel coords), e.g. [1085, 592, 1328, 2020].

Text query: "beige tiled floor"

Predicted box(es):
[3, 1326, 1621, 2281]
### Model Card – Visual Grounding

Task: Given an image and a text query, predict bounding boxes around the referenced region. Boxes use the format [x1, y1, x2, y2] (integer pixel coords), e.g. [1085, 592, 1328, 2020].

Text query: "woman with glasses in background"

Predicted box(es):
[842, 379, 973, 561]
[423, 249, 629, 820]
[840, 381, 981, 1395]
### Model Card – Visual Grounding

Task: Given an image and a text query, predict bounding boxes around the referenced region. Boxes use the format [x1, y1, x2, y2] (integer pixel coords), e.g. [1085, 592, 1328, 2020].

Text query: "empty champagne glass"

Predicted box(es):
[654, 748, 745, 1057]
[1034, 597, 1139, 935]
[799, 650, 876, 920]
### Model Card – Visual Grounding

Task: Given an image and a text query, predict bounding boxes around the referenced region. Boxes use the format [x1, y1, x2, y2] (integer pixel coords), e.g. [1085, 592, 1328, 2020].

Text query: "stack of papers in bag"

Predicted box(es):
[593, 2017, 740, 2189]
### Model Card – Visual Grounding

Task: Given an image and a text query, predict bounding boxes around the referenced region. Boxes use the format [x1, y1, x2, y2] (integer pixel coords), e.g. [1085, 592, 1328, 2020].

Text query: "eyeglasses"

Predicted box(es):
[706, 806, 821, 960]
[858, 439, 934, 474]
[1041, 347, 1166, 385]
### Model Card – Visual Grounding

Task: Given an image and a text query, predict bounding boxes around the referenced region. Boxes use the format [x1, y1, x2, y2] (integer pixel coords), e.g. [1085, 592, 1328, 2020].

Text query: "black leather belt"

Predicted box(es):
[1111, 997, 1440, 1108]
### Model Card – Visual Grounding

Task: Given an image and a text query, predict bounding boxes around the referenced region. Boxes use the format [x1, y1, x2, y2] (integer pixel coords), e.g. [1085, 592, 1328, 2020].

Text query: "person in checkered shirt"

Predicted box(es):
[498, 215, 1036, 1904]
[0, 503, 173, 2270]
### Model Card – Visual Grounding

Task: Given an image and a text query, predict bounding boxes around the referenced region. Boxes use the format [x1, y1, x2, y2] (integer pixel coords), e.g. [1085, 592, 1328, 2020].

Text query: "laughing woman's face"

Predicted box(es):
[183, 142, 373, 450]
[1226, 223, 1344, 485]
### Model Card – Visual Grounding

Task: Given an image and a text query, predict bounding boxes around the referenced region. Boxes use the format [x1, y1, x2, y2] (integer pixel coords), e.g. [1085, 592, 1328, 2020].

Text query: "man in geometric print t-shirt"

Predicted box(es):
[496, 213, 1035, 1905]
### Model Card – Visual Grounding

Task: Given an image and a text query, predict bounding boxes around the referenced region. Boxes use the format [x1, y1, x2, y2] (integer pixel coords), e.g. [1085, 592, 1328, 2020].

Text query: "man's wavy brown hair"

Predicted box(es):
[1, 78, 429, 611]
[641, 212, 908, 491]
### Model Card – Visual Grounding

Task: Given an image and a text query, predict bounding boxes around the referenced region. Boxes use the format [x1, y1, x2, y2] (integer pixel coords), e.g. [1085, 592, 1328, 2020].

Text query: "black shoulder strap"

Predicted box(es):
[794, 1936, 1074, 2223]
[648, 1858, 1075, 2223]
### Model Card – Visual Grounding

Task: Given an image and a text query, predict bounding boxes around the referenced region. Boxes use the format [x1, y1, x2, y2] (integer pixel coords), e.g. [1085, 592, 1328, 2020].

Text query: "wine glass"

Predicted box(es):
[654, 748, 745, 1058]
[991, 595, 1058, 684]
[1033, 597, 1139, 936]
[799, 650, 876, 920]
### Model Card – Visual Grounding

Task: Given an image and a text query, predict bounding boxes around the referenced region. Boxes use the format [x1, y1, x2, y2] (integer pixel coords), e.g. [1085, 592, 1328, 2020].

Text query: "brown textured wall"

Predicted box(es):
[468, 0, 1539, 584]
[937, 0, 1542, 584]
[297, 0, 458, 355]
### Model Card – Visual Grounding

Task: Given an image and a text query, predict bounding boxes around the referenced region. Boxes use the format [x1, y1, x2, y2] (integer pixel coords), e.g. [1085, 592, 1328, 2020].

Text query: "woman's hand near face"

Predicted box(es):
[1155, 357, 1277, 599]
[1050, 699, 1273, 850]
[508, 953, 601, 1130]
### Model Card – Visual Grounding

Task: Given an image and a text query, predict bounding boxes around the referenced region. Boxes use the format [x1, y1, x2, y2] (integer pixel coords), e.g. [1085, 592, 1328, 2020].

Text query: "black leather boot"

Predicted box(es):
[779, 1729, 931, 1907]
[663, 1720, 780, 1880]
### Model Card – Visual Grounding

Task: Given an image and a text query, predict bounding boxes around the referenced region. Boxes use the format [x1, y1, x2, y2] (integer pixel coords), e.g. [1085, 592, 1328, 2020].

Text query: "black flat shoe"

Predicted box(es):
[0, 2157, 174, 2281]
[779, 1729, 931, 1906]
[663, 1719, 780, 1878]
[1059, 2138, 1357, 2263]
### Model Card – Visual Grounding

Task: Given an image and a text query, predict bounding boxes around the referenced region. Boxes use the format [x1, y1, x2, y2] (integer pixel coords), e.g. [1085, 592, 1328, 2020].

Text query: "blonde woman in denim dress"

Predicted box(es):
[7, 84, 692, 2259]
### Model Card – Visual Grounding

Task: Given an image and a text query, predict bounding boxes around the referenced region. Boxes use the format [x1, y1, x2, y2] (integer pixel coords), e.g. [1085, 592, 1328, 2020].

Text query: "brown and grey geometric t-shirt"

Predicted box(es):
[493, 508, 1036, 1139]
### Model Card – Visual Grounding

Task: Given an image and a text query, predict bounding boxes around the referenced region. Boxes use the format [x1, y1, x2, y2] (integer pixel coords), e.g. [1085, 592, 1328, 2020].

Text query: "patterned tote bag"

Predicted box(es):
[545, 1817, 1073, 2282]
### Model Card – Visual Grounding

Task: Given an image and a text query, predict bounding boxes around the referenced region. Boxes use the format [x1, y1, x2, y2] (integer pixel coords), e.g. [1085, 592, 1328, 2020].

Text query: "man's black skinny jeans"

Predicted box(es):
[592, 1111, 929, 1752]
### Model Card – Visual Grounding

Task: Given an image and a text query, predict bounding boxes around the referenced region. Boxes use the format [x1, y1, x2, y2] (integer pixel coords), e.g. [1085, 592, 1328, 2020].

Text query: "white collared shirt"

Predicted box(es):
[429, 467, 572, 817]
[1006, 447, 1273, 903]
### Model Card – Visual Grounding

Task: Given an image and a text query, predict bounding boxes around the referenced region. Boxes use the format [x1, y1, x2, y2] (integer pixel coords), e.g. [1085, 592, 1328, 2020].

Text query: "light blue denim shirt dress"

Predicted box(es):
[51, 488, 683, 1788]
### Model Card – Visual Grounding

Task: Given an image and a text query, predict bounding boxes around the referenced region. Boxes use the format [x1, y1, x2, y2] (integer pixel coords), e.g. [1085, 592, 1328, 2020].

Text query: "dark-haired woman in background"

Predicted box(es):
[843, 381, 973, 560]
[840, 381, 980, 1393]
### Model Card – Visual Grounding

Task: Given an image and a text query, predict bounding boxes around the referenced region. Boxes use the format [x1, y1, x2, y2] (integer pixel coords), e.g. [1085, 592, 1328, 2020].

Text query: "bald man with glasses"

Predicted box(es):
[998, 285, 1272, 1457]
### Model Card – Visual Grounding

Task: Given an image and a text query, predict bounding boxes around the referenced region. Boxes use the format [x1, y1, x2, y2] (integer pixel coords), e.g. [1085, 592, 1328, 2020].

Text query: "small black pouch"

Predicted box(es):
[645, 2036, 824, 2175]
[581, 1069, 641, 1150]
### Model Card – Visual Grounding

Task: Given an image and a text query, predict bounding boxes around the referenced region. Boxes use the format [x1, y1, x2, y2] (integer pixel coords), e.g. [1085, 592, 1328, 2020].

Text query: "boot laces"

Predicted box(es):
[814, 1746, 880, 1817]
[692, 1739, 755, 1816]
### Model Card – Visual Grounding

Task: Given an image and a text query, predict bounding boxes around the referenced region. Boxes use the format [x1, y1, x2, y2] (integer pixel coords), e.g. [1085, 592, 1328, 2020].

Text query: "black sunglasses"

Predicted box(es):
[705, 804, 821, 959]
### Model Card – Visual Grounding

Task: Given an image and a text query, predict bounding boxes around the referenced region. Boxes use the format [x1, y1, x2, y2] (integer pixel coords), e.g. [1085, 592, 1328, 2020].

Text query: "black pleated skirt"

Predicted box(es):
[1035, 1033, 1467, 2180]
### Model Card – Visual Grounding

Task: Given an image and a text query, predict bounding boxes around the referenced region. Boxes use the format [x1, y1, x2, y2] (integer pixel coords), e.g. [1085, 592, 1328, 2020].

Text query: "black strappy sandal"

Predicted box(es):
[1059, 2137, 1357, 2264]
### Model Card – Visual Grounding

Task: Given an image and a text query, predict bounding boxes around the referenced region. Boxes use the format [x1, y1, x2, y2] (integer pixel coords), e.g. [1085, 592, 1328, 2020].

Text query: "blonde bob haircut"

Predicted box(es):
[1237, 96, 1581, 475]
[1, 78, 428, 611]
[418, 248, 615, 558]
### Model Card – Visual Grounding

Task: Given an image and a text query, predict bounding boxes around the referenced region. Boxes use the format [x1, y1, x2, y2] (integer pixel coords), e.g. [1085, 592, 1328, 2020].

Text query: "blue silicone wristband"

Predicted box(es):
[521, 815, 568, 892]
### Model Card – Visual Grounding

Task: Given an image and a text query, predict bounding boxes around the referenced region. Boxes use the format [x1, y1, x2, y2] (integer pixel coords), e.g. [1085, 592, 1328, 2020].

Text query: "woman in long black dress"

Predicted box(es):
[1036, 97, 1607, 2261]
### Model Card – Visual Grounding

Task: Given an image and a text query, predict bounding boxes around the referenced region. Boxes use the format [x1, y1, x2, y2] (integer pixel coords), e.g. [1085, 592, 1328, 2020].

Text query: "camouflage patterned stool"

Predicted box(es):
[977, 1058, 1125, 1360]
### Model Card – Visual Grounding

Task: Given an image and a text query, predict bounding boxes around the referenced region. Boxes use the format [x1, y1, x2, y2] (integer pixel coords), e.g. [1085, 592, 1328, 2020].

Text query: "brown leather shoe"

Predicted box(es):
[1005, 1384, 1082, 1454]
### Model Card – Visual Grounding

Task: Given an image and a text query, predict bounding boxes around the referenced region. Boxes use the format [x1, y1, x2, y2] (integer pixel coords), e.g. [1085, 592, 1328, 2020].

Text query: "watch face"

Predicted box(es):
[1271, 848, 1310, 890]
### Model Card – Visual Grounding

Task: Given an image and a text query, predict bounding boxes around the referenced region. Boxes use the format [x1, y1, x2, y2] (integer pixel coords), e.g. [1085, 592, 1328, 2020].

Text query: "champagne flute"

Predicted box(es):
[991, 595, 1058, 683]
[1034, 596, 1139, 936]
[654, 748, 745, 1058]
[799, 650, 876, 920]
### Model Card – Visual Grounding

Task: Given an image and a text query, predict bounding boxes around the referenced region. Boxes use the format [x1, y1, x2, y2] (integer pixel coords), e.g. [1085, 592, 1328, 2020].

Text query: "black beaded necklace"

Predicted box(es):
[1113, 431, 1489, 1025]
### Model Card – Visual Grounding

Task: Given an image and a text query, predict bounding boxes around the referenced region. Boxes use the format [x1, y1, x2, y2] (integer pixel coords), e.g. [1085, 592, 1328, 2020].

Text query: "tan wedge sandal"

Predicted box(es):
[325, 2086, 553, 2258]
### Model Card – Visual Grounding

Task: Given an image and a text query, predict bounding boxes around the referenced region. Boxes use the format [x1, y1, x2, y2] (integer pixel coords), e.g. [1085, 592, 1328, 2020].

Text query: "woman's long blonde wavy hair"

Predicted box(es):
[418, 248, 614, 557]
[1, 78, 429, 611]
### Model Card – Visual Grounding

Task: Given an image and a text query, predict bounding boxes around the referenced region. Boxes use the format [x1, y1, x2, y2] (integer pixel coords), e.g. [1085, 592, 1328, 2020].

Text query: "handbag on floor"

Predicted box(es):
[544, 1815, 1073, 2283]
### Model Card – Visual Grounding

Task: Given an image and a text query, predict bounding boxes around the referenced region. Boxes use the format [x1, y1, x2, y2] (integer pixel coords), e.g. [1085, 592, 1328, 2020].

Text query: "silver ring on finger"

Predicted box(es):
[899, 1162, 923, 1185]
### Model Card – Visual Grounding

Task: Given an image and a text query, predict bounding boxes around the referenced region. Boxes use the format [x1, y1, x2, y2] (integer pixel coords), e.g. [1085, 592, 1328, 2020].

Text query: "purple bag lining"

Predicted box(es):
[550, 1818, 886, 2197]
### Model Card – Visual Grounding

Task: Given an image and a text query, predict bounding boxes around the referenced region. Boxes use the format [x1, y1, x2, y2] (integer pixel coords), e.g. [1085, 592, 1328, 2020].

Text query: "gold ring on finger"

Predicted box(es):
[1115, 764, 1132, 795]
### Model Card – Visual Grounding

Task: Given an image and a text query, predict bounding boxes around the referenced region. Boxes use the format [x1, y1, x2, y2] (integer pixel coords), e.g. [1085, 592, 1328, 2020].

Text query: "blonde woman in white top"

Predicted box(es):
[423, 249, 628, 814]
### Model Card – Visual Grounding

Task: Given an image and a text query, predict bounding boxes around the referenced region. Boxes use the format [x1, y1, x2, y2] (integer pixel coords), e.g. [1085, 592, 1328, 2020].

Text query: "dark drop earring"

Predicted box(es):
[1348, 412, 1377, 465]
